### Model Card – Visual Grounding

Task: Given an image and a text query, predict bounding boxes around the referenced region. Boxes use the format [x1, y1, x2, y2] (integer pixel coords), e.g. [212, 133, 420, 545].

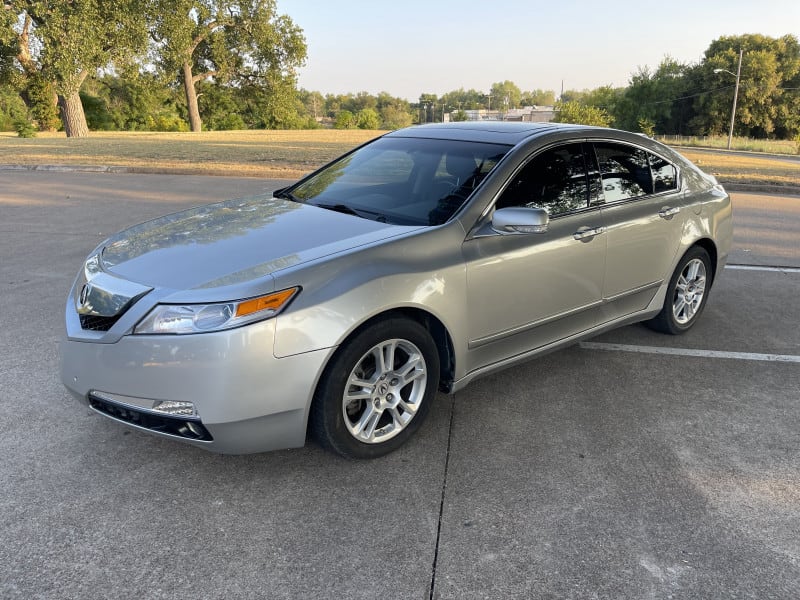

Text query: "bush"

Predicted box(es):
[0, 88, 28, 131]
[214, 113, 246, 131]
[14, 118, 37, 138]
[334, 109, 356, 129]
[356, 108, 380, 129]
[146, 114, 190, 132]
[637, 118, 656, 137]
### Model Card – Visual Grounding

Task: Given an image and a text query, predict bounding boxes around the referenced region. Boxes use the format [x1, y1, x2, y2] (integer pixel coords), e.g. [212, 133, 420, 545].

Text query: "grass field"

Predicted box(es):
[678, 149, 800, 189]
[0, 130, 382, 179]
[2, 129, 799, 188]
[657, 135, 799, 155]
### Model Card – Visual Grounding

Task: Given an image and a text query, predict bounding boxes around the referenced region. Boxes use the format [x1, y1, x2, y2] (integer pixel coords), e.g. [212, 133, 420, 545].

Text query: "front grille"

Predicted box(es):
[88, 393, 213, 441]
[80, 314, 123, 331]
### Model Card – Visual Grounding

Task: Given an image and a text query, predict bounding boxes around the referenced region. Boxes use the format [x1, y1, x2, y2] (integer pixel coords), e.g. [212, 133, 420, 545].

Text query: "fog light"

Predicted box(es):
[151, 400, 196, 416]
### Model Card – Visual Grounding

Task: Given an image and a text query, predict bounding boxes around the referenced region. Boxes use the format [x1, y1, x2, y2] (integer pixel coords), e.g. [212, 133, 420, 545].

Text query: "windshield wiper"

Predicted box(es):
[273, 189, 300, 202]
[313, 202, 383, 221]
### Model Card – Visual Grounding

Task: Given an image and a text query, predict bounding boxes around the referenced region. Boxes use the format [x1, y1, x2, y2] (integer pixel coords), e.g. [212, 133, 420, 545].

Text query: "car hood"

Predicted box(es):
[99, 194, 421, 291]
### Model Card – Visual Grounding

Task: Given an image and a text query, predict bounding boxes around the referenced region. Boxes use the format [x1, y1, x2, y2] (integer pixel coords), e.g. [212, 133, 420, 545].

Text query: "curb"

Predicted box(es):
[721, 183, 800, 196]
[0, 163, 297, 180]
[0, 163, 132, 174]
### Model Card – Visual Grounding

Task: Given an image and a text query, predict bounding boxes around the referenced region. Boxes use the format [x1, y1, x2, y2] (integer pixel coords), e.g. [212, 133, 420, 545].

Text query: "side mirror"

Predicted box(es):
[491, 207, 549, 234]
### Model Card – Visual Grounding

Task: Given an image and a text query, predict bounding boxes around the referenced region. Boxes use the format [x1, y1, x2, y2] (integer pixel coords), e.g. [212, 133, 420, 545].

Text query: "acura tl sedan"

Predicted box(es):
[60, 122, 732, 458]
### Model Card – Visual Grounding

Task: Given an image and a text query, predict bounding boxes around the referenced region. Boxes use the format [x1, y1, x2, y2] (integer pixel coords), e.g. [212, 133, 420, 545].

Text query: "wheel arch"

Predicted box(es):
[689, 237, 718, 286]
[327, 307, 456, 394]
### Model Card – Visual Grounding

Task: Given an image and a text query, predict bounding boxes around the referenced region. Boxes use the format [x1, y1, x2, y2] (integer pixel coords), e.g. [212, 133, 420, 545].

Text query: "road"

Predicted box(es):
[1, 172, 798, 599]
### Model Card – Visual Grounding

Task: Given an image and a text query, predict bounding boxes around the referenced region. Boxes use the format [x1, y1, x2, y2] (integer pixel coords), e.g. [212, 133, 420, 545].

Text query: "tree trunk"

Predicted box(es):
[182, 62, 202, 132]
[58, 91, 89, 138]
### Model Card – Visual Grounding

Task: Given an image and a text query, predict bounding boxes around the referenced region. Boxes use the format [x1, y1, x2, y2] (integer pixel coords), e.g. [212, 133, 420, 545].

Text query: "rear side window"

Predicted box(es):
[495, 143, 590, 216]
[593, 142, 678, 202]
[594, 143, 652, 202]
[650, 155, 678, 193]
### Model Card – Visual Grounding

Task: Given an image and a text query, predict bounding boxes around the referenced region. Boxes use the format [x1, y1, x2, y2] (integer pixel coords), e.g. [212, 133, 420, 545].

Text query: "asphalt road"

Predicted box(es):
[1, 172, 798, 599]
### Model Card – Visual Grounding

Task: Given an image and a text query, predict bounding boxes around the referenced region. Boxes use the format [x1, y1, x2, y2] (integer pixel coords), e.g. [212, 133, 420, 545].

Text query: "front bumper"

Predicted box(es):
[60, 318, 331, 454]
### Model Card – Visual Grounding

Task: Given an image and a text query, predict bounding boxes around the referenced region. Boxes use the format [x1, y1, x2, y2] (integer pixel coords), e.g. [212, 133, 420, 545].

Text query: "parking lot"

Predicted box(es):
[1, 171, 798, 599]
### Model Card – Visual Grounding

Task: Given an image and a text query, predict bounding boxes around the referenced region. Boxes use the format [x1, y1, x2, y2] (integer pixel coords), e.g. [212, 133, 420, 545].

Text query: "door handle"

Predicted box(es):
[573, 226, 605, 241]
[658, 206, 680, 219]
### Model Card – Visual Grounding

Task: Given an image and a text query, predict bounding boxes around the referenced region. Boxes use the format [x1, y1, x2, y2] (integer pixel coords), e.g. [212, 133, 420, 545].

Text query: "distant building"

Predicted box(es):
[447, 106, 556, 123]
[505, 106, 557, 122]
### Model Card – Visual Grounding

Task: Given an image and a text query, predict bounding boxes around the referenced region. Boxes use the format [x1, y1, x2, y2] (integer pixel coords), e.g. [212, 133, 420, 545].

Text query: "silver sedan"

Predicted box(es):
[60, 122, 733, 458]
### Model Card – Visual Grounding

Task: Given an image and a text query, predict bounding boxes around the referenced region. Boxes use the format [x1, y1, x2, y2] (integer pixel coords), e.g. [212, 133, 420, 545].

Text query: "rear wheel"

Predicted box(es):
[646, 246, 712, 335]
[310, 318, 439, 459]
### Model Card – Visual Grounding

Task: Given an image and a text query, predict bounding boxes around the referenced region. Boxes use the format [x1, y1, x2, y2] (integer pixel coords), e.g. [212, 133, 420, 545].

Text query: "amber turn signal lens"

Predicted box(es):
[235, 288, 298, 318]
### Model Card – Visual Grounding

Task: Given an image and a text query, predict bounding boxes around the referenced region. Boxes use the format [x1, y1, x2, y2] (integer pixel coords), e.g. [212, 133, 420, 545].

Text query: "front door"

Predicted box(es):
[462, 143, 607, 373]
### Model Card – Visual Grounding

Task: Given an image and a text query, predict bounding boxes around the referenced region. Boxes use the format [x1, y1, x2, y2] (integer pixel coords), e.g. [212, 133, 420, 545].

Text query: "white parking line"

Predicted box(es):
[726, 264, 800, 274]
[579, 342, 800, 363]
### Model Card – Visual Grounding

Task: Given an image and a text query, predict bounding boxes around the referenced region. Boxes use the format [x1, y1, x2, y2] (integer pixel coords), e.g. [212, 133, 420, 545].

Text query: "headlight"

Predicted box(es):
[84, 253, 102, 280]
[133, 287, 299, 335]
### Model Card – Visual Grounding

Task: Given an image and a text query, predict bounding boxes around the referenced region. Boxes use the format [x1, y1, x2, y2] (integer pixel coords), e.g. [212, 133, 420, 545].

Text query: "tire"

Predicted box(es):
[310, 318, 440, 459]
[646, 246, 712, 335]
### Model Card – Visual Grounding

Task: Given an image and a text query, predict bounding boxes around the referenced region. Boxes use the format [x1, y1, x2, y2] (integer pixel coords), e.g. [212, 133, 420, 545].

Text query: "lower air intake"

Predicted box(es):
[88, 393, 213, 441]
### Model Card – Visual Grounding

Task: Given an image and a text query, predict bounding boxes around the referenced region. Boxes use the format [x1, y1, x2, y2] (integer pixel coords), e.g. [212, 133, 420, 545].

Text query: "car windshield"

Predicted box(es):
[283, 136, 511, 226]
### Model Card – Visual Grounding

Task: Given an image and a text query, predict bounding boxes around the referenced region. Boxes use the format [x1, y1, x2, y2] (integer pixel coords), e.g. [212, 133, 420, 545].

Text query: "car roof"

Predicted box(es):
[385, 121, 590, 145]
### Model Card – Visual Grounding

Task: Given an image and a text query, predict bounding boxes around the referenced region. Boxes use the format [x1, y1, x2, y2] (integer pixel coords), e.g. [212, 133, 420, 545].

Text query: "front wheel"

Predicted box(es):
[646, 246, 712, 335]
[310, 318, 440, 459]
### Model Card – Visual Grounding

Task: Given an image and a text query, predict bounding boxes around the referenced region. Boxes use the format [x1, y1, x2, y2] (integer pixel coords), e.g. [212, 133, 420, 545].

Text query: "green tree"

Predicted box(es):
[76, 72, 187, 131]
[694, 34, 800, 137]
[490, 80, 522, 109]
[356, 108, 380, 129]
[0, 85, 26, 130]
[334, 109, 355, 129]
[614, 58, 691, 134]
[380, 105, 412, 130]
[553, 101, 611, 127]
[520, 89, 556, 106]
[299, 89, 324, 121]
[153, 0, 306, 132]
[1, 1, 151, 137]
[440, 87, 486, 111]
[240, 74, 305, 129]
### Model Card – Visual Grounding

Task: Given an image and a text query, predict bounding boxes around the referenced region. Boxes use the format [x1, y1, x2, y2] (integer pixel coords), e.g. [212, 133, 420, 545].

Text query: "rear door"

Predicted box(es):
[592, 142, 685, 319]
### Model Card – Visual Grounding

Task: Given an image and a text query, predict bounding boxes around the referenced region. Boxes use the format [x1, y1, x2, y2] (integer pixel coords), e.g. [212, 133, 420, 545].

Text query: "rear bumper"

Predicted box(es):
[60, 318, 332, 454]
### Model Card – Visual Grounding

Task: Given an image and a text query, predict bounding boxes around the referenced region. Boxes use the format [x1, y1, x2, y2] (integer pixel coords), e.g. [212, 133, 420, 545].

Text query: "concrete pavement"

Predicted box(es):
[1, 171, 798, 599]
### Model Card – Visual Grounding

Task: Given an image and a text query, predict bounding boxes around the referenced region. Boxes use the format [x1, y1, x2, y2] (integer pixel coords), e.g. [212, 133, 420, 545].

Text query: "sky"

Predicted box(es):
[275, 0, 800, 101]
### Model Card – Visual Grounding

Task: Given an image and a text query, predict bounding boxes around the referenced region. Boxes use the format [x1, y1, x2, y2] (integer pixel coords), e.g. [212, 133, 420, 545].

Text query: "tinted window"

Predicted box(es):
[651, 155, 678, 193]
[594, 142, 652, 202]
[495, 143, 589, 216]
[337, 149, 415, 184]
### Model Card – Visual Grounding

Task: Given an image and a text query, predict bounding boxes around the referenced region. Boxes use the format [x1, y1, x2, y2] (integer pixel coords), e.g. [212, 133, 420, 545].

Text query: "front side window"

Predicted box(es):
[287, 137, 510, 226]
[495, 143, 590, 216]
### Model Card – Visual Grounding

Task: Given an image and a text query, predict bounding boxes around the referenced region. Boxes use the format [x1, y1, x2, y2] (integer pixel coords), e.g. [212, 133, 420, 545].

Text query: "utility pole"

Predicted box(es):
[727, 48, 743, 150]
[713, 48, 744, 150]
